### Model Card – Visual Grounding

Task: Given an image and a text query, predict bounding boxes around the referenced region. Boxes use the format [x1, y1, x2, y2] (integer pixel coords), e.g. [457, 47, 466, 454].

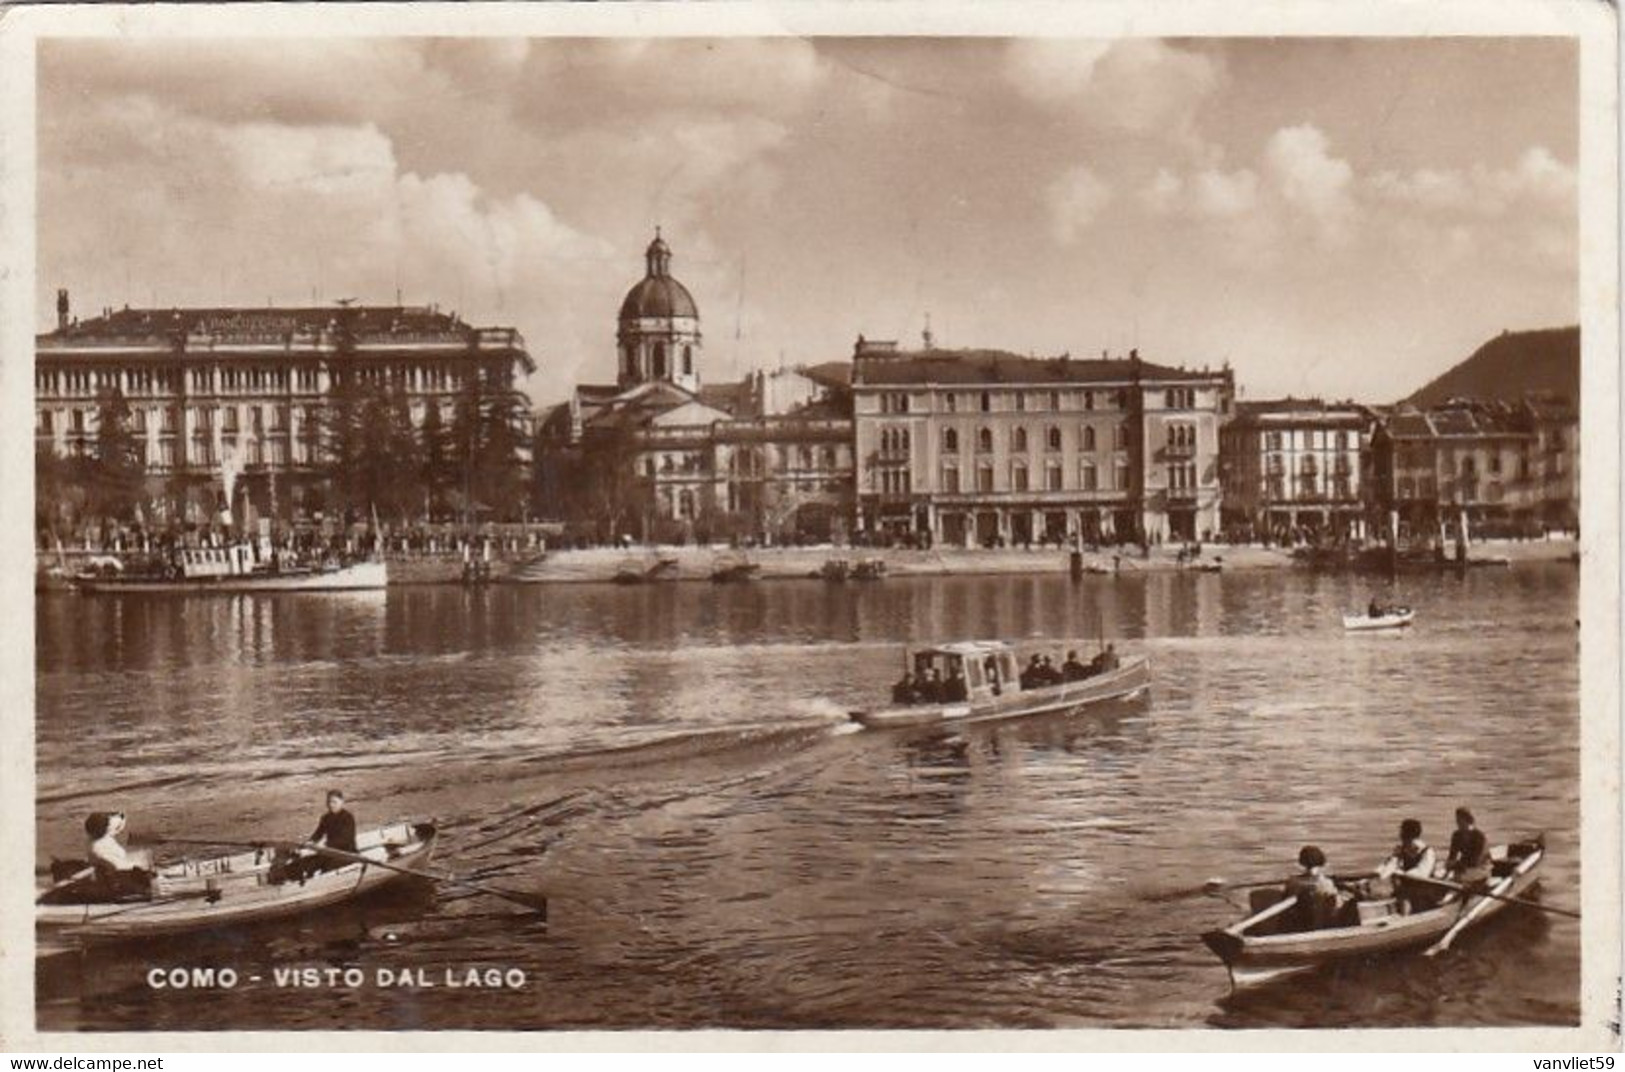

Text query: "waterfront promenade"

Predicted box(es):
[427, 536, 1576, 585]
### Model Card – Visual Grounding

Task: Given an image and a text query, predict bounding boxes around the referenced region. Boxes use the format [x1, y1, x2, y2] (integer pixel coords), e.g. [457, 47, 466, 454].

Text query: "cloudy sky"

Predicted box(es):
[38, 36, 1577, 405]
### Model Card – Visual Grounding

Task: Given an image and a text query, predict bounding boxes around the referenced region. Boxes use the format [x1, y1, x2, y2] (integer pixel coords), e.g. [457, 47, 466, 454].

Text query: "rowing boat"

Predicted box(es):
[37, 821, 437, 949]
[850, 640, 1150, 730]
[1200, 837, 1544, 988]
[1342, 607, 1414, 631]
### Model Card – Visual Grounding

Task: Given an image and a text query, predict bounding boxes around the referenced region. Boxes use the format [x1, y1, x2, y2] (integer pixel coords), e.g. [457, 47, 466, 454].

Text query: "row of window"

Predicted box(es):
[878, 388, 1136, 415]
[937, 459, 1136, 494]
[1266, 453, 1352, 476]
[893, 424, 1139, 455]
[1264, 475, 1356, 500]
[37, 362, 489, 399]
[1263, 430, 1358, 451]
[624, 343, 696, 380]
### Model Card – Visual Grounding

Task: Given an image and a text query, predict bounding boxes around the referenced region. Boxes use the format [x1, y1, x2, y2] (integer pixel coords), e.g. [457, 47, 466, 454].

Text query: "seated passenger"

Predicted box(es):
[1019, 655, 1044, 689]
[1091, 643, 1120, 674]
[1061, 650, 1089, 681]
[919, 669, 945, 703]
[943, 666, 968, 702]
[84, 811, 151, 899]
[1035, 655, 1061, 686]
[1283, 845, 1345, 930]
[1445, 807, 1491, 886]
[892, 672, 919, 705]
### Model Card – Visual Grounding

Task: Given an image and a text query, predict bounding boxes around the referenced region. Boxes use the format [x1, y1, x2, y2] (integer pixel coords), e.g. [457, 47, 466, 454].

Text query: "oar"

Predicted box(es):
[153, 836, 548, 917]
[288, 841, 550, 918]
[1404, 873, 1578, 919]
[1190, 871, 1378, 898]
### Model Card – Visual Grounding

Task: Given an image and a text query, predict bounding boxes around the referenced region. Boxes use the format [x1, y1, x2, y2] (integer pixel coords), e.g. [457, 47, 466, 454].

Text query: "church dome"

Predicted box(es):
[619, 232, 699, 321]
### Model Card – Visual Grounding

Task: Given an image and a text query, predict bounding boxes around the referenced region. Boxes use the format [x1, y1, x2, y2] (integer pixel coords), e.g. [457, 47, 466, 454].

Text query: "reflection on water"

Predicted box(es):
[36, 566, 1580, 1030]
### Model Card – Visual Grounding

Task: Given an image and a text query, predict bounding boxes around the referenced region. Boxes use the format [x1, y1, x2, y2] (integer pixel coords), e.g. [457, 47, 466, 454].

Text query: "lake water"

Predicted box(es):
[34, 565, 1581, 1031]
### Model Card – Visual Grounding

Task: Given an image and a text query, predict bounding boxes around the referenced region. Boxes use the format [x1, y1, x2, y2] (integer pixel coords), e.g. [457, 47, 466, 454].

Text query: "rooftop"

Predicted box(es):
[851, 346, 1225, 387]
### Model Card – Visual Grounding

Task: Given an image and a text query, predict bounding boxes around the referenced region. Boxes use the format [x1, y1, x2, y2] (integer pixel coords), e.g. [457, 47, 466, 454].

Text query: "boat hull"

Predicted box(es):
[38, 821, 436, 947]
[1202, 841, 1544, 988]
[76, 561, 387, 594]
[852, 655, 1150, 729]
[1342, 610, 1414, 631]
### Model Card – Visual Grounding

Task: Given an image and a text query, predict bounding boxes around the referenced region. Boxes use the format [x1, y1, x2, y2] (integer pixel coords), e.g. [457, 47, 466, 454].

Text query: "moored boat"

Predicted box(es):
[1201, 837, 1545, 988]
[37, 820, 437, 948]
[710, 559, 760, 583]
[74, 545, 386, 593]
[849, 640, 1150, 730]
[1343, 607, 1414, 631]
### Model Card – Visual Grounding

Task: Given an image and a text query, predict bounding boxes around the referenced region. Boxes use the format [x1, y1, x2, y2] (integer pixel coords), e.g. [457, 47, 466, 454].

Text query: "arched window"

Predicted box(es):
[1080, 461, 1098, 491]
[1046, 462, 1063, 490]
[678, 489, 695, 520]
[1013, 427, 1028, 453]
[682, 346, 693, 375]
[977, 462, 995, 492]
[653, 343, 667, 378]
[1046, 426, 1062, 451]
[978, 427, 993, 453]
[1082, 425, 1096, 452]
[821, 446, 836, 468]
[1012, 461, 1029, 492]
[943, 428, 959, 453]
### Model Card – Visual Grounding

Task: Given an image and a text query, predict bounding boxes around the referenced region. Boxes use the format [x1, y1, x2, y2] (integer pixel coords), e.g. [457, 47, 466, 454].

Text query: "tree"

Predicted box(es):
[476, 387, 527, 520]
[90, 387, 145, 523]
[419, 395, 452, 520]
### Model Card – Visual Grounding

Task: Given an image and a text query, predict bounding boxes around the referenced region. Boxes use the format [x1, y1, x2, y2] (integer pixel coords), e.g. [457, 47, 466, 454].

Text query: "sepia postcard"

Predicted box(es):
[0, 0, 1618, 1054]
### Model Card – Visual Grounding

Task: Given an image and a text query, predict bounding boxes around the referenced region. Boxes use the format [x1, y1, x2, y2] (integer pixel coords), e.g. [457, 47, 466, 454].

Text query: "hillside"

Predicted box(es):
[1404, 326, 1579, 407]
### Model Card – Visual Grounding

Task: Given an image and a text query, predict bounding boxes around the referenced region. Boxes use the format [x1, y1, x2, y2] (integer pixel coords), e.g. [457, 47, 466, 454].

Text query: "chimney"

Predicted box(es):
[56, 288, 69, 331]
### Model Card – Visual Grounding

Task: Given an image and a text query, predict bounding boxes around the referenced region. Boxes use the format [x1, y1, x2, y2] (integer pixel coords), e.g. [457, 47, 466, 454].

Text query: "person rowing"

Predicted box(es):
[1372, 818, 1438, 913]
[280, 789, 359, 882]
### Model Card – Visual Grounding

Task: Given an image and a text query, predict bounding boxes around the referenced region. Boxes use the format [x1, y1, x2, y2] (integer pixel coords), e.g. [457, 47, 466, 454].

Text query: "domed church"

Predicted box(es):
[617, 230, 702, 394]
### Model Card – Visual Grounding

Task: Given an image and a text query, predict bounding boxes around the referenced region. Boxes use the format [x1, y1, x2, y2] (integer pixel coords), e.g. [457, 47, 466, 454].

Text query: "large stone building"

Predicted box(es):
[34, 291, 534, 528]
[1219, 398, 1370, 542]
[536, 234, 855, 544]
[849, 339, 1234, 547]
[1367, 395, 1578, 541]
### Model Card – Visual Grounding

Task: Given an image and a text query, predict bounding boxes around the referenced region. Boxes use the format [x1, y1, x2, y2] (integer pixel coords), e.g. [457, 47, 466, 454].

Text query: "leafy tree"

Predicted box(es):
[90, 387, 145, 523]
[419, 396, 452, 519]
[476, 386, 527, 520]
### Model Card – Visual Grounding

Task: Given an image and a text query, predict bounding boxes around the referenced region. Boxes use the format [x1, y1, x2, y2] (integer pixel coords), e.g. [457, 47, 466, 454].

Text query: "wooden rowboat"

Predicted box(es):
[1342, 607, 1414, 631]
[37, 821, 437, 950]
[1201, 837, 1545, 988]
[850, 641, 1150, 730]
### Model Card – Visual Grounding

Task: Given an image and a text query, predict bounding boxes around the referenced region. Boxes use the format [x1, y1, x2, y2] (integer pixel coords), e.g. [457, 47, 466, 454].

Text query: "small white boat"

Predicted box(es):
[37, 821, 436, 948]
[1343, 607, 1414, 631]
[850, 640, 1150, 730]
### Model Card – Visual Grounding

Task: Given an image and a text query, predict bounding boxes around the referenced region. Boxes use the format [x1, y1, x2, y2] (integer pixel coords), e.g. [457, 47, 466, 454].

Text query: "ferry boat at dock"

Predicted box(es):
[73, 544, 387, 594]
[849, 640, 1150, 730]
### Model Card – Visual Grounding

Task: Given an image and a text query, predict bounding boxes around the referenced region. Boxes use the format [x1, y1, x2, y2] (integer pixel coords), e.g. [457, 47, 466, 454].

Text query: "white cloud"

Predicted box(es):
[1046, 165, 1114, 243]
[1144, 165, 1258, 219]
[1264, 124, 1356, 242]
[1369, 145, 1577, 217]
[1004, 39, 1222, 141]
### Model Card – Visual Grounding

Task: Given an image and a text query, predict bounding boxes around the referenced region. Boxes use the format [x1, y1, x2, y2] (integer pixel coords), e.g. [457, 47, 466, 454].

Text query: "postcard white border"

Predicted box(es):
[0, 0, 1617, 1054]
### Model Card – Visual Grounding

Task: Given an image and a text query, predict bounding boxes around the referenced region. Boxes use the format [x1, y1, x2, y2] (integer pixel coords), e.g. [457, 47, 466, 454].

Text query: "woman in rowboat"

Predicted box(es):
[84, 811, 152, 898]
[1445, 807, 1492, 886]
[1282, 845, 1349, 930]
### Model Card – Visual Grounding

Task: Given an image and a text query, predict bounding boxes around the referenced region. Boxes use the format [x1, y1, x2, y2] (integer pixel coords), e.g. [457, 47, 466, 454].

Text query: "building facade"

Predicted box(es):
[35, 292, 534, 529]
[1219, 399, 1369, 542]
[850, 340, 1233, 547]
[1367, 396, 1578, 542]
[536, 235, 855, 544]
